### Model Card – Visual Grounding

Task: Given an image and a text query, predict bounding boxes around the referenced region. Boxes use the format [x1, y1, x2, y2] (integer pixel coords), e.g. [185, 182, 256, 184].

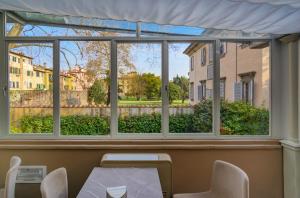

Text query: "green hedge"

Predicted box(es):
[12, 100, 269, 135]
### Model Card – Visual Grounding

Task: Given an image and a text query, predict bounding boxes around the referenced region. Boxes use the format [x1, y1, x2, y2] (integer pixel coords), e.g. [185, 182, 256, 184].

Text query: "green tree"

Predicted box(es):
[141, 73, 161, 100]
[126, 72, 145, 100]
[88, 79, 106, 104]
[168, 82, 181, 104]
[173, 75, 189, 103]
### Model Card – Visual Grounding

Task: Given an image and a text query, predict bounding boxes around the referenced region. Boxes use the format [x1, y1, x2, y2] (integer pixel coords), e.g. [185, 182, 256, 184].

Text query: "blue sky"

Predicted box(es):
[8, 20, 196, 79]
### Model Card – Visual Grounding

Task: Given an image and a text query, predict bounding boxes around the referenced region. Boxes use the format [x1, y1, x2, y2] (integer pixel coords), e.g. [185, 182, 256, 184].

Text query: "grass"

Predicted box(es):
[118, 99, 189, 106]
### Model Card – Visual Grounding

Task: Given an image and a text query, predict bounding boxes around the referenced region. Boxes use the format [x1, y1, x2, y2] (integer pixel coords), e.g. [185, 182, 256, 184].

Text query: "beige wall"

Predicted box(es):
[0, 140, 282, 198]
[187, 42, 270, 108]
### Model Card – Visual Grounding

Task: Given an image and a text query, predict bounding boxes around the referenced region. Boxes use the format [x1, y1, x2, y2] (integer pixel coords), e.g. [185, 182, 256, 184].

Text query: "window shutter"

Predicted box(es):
[248, 79, 254, 105]
[209, 44, 213, 63]
[198, 85, 203, 100]
[206, 89, 212, 99]
[220, 81, 225, 98]
[234, 82, 242, 101]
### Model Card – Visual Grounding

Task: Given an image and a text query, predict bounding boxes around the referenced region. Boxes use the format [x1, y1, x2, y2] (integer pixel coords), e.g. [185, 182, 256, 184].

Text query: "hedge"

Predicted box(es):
[11, 100, 269, 135]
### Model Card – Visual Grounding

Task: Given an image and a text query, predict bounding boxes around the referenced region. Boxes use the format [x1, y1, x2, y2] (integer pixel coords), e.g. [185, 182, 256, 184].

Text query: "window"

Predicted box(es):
[201, 47, 207, 66]
[169, 42, 213, 133]
[209, 44, 213, 63]
[60, 41, 111, 136]
[220, 42, 227, 56]
[12, 56, 16, 62]
[189, 82, 194, 101]
[220, 42, 269, 135]
[9, 43, 53, 134]
[117, 43, 162, 134]
[2, 37, 270, 137]
[240, 73, 255, 105]
[220, 78, 225, 99]
[190, 56, 194, 71]
[198, 80, 206, 100]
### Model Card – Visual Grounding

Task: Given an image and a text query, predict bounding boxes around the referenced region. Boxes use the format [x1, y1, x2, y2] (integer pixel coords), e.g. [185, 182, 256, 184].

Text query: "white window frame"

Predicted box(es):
[0, 12, 274, 139]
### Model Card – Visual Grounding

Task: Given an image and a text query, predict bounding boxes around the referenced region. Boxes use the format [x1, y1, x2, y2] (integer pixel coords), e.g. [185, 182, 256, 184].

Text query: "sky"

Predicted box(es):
[7, 20, 196, 79]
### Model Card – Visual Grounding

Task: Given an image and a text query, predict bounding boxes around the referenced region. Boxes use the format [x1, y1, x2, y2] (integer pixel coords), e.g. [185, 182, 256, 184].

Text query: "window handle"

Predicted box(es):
[2, 86, 7, 96]
[165, 85, 168, 92]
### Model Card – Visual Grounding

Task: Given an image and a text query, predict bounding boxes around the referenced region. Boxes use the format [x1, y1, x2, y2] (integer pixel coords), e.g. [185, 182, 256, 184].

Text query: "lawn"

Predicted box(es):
[118, 99, 189, 106]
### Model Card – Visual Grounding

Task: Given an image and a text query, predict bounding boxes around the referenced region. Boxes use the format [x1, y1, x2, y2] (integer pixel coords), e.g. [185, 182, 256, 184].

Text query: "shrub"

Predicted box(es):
[118, 114, 161, 133]
[220, 101, 269, 135]
[60, 115, 109, 135]
[17, 115, 109, 135]
[15, 100, 269, 135]
[169, 114, 193, 133]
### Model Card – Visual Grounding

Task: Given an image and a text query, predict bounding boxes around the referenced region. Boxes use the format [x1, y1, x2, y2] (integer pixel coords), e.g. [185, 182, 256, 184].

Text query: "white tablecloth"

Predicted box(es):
[77, 167, 163, 198]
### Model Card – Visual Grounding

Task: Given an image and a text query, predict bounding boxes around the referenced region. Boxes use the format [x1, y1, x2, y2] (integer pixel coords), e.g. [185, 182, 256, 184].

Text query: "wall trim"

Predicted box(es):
[281, 140, 300, 151]
[0, 139, 282, 150]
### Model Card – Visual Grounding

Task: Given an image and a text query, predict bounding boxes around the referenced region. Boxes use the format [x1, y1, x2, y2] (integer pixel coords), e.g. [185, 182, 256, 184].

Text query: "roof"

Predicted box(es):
[1, 0, 300, 35]
[9, 51, 33, 60]
[183, 43, 207, 56]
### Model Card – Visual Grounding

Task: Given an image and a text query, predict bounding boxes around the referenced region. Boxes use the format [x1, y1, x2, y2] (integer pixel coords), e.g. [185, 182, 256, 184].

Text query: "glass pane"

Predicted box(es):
[118, 43, 162, 133]
[169, 42, 213, 133]
[9, 43, 53, 134]
[6, 13, 135, 37]
[60, 41, 111, 135]
[219, 42, 270, 135]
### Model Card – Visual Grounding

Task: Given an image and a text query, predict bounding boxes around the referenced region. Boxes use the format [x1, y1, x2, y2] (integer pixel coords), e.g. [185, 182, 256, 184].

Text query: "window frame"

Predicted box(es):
[0, 16, 273, 139]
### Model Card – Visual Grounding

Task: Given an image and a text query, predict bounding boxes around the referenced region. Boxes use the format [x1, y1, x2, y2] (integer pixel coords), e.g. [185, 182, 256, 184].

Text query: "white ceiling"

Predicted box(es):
[0, 0, 300, 34]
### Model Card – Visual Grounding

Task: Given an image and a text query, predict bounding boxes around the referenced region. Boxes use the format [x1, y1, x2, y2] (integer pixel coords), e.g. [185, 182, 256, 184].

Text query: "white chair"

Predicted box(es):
[0, 156, 22, 198]
[40, 167, 68, 198]
[173, 160, 249, 198]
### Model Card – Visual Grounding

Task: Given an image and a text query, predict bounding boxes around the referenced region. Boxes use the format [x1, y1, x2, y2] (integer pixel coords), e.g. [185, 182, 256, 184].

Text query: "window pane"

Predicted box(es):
[220, 42, 270, 135]
[118, 43, 162, 133]
[9, 43, 53, 134]
[169, 42, 213, 133]
[60, 41, 111, 135]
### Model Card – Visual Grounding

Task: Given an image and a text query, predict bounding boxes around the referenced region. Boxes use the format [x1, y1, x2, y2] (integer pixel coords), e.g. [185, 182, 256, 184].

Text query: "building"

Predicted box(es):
[8, 51, 91, 91]
[9, 51, 33, 90]
[184, 42, 270, 108]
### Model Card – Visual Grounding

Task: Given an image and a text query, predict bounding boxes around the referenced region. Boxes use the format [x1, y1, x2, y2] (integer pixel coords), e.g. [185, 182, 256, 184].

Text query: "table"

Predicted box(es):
[77, 167, 163, 198]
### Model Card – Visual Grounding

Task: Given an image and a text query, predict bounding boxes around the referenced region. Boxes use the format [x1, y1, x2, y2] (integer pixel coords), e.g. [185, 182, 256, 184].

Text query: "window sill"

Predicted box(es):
[0, 139, 281, 150]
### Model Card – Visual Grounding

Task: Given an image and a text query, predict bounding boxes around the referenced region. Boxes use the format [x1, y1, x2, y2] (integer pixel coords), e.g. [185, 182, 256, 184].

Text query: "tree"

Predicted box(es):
[83, 36, 135, 105]
[173, 75, 189, 103]
[168, 82, 181, 104]
[141, 73, 161, 100]
[125, 72, 145, 100]
[88, 79, 106, 105]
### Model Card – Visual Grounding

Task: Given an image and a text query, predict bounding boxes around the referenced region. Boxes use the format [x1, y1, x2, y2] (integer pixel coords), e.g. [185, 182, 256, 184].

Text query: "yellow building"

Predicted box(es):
[8, 51, 83, 91]
[9, 51, 33, 90]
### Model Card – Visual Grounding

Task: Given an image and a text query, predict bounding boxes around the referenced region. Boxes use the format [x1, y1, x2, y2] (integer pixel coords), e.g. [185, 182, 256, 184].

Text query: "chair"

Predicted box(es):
[0, 156, 22, 198]
[40, 167, 68, 198]
[173, 160, 249, 198]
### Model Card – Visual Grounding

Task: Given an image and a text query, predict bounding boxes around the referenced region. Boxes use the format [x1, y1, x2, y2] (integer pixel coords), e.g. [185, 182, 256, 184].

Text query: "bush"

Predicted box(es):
[61, 115, 109, 135]
[119, 114, 161, 133]
[17, 115, 109, 135]
[14, 100, 269, 135]
[220, 101, 269, 135]
[169, 114, 193, 133]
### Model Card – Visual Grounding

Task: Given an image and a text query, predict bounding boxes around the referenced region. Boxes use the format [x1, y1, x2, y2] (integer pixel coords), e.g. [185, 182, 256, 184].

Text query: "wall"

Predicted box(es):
[0, 140, 283, 198]
[188, 42, 270, 108]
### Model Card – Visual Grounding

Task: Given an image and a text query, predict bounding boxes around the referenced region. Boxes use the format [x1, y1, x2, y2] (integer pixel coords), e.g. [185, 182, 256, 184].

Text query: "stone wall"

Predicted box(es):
[10, 106, 193, 123]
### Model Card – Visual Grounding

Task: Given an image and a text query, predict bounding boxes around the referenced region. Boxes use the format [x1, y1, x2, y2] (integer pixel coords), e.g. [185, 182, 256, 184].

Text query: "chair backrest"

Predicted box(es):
[4, 156, 22, 198]
[40, 167, 68, 198]
[210, 160, 249, 198]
